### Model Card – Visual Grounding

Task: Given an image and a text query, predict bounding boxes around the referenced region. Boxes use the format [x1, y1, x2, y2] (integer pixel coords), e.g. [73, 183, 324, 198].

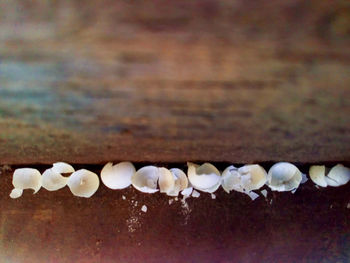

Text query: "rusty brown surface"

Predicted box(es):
[0, 1, 349, 165]
[0, 164, 350, 263]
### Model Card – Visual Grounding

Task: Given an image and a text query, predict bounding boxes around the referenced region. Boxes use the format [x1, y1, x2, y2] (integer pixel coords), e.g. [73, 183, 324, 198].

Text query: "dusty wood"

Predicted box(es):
[0, 1, 349, 165]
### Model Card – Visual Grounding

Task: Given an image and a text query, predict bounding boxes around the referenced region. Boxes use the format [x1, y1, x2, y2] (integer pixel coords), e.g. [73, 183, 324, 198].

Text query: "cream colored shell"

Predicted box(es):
[42, 168, 68, 191]
[52, 162, 75, 174]
[67, 169, 100, 198]
[10, 168, 42, 198]
[167, 168, 189, 196]
[131, 166, 159, 193]
[101, 162, 135, 190]
[187, 162, 221, 193]
[310, 164, 350, 187]
[267, 162, 302, 192]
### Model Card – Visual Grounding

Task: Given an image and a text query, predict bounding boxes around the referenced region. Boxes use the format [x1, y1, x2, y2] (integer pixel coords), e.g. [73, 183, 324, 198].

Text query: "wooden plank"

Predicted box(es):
[1, 165, 350, 262]
[0, 38, 349, 164]
[0, 1, 349, 165]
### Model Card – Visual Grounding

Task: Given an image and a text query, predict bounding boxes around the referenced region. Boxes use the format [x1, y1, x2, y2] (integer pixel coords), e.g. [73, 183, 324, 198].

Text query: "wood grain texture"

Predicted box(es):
[0, 0, 349, 164]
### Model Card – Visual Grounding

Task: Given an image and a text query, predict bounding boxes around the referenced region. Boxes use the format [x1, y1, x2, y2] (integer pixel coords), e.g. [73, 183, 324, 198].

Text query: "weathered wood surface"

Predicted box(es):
[0, 1, 349, 165]
[1, 165, 350, 263]
[0, 2, 350, 263]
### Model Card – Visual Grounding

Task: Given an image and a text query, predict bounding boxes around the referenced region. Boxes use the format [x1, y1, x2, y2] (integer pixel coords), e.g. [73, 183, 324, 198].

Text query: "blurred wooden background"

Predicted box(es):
[0, 1, 350, 263]
[0, 0, 349, 164]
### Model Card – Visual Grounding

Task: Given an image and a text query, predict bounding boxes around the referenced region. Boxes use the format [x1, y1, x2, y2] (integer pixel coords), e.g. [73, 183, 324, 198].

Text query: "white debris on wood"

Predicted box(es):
[211, 193, 216, 199]
[141, 205, 147, 213]
[260, 189, 268, 198]
[301, 173, 308, 184]
[247, 191, 259, 201]
[191, 190, 200, 198]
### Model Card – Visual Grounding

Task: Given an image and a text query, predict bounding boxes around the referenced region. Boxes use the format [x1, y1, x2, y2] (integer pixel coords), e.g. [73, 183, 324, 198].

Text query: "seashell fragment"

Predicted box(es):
[267, 162, 302, 192]
[221, 164, 267, 193]
[67, 169, 99, 198]
[192, 190, 200, 198]
[260, 189, 268, 198]
[221, 166, 241, 193]
[327, 164, 350, 186]
[10, 168, 42, 198]
[309, 165, 327, 187]
[301, 173, 308, 184]
[247, 191, 259, 201]
[10, 188, 23, 199]
[141, 205, 147, 213]
[181, 186, 193, 197]
[167, 168, 188, 196]
[237, 164, 267, 191]
[131, 166, 159, 193]
[101, 162, 135, 190]
[309, 164, 350, 187]
[187, 162, 221, 193]
[158, 167, 175, 194]
[52, 162, 75, 174]
[42, 168, 68, 191]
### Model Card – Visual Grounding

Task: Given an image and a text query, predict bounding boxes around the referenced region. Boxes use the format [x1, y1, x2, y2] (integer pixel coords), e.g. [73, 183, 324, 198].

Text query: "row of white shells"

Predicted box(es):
[9, 162, 350, 199]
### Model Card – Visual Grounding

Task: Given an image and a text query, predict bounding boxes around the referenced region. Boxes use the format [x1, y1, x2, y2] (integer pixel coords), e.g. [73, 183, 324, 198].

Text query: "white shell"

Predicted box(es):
[181, 186, 193, 196]
[301, 173, 308, 184]
[187, 162, 221, 193]
[131, 166, 159, 193]
[158, 167, 175, 194]
[67, 169, 99, 198]
[101, 162, 135, 190]
[10, 168, 42, 198]
[167, 168, 188, 196]
[192, 190, 200, 198]
[309, 165, 327, 187]
[221, 166, 241, 193]
[267, 162, 302, 192]
[222, 164, 267, 193]
[260, 189, 268, 198]
[247, 191, 259, 201]
[10, 188, 23, 199]
[237, 164, 267, 191]
[52, 162, 75, 174]
[325, 176, 339, 187]
[309, 164, 350, 187]
[141, 205, 147, 213]
[42, 168, 68, 191]
[327, 164, 350, 186]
